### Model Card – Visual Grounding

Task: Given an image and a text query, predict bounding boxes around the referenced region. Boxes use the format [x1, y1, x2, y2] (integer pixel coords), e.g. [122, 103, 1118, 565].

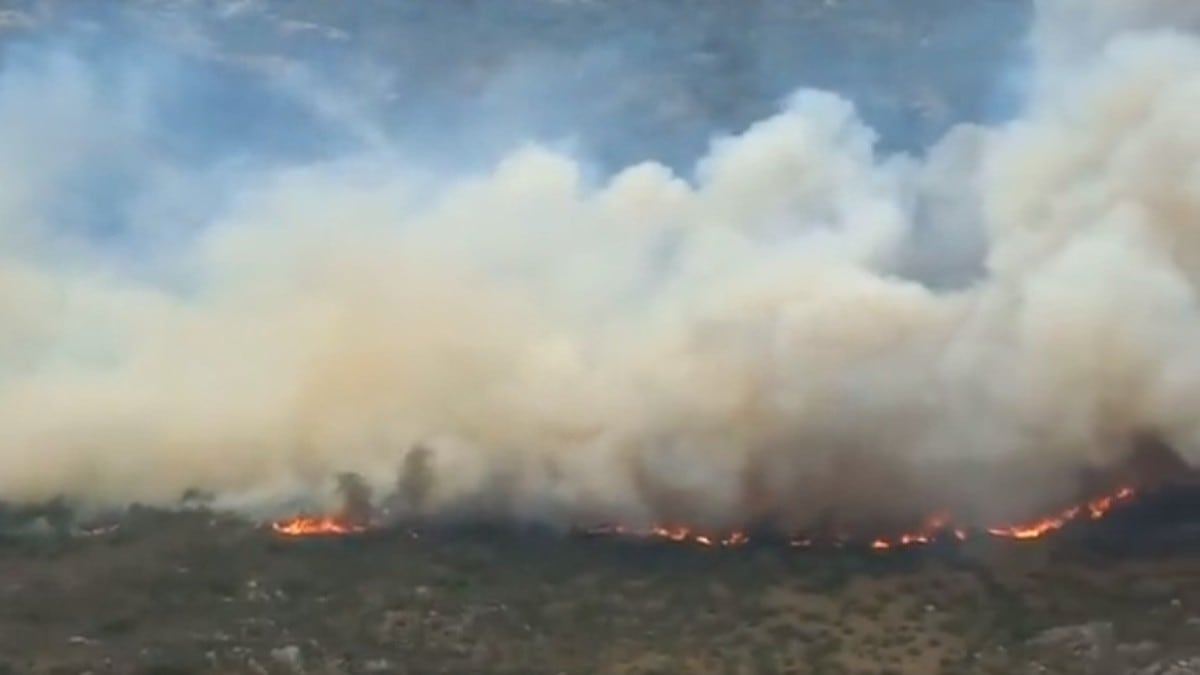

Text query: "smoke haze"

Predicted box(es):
[0, 0, 1197, 531]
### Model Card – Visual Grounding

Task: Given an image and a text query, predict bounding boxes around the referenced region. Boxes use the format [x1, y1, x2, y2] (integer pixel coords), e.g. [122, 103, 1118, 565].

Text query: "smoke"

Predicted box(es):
[0, 1, 1198, 532]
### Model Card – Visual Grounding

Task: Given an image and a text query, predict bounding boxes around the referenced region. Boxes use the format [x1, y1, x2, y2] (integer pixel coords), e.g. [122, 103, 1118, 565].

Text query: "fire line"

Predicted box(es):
[271, 515, 369, 537]
[268, 485, 1138, 549]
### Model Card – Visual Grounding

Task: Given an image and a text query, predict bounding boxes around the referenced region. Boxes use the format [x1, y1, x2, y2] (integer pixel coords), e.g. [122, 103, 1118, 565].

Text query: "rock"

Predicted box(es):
[1026, 622, 1115, 673]
[1118, 641, 1163, 665]
[1132, 657, 1200, 675]
[270, 645, 303, 673]
[362, 659, 392, 673]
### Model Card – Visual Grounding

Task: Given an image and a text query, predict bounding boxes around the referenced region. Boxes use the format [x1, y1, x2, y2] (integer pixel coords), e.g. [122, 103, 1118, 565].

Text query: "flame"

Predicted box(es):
[865, 512, 965, 551]
[271, 514, 367, 537]
[576, 485, 1136, 549]
[986, 486, 1136, 540]
[266, 486, 1138, 549]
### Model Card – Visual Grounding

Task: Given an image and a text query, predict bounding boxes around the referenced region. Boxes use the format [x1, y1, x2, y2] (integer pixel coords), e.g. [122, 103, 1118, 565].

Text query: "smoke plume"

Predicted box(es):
[0, 1, 1197, 532]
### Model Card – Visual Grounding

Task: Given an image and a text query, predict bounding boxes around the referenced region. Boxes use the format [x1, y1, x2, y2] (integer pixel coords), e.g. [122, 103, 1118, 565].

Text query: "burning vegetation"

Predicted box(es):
[268, 484, 1140, 550]
[271, 515, 371, 537]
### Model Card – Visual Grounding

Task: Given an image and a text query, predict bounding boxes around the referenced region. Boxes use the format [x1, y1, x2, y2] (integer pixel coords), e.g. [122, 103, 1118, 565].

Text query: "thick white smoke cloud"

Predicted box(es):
[0, 1, 1197, 530]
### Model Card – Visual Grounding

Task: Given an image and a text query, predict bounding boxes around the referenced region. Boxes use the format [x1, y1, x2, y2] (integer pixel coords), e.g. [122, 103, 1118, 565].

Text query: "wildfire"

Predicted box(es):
[267, 485, 1139, 550]
[271, 514, 368, 537]
[985, 485, 1136, 540]
[866, 514, 969, 551]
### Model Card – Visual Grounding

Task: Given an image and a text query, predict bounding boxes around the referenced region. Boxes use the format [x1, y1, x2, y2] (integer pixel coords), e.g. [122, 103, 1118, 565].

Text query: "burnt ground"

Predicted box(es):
[0, 500, 1197, 675]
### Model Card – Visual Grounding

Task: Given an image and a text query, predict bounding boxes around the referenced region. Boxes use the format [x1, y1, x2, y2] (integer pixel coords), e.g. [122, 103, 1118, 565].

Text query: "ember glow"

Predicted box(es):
[268, 486, 1140, 549]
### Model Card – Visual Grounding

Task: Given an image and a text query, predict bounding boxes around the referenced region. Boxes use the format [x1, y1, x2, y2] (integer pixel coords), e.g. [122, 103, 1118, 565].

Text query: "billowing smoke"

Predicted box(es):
[0, 1, 1197, 532]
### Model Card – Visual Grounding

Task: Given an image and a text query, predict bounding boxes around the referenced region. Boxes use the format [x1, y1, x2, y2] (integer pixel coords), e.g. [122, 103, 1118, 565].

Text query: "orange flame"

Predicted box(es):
[986, 486, 1135, 540]
[865, 512, 966, 551]
[271, 515, 367, 537]
[267, 486, 1138, 549]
